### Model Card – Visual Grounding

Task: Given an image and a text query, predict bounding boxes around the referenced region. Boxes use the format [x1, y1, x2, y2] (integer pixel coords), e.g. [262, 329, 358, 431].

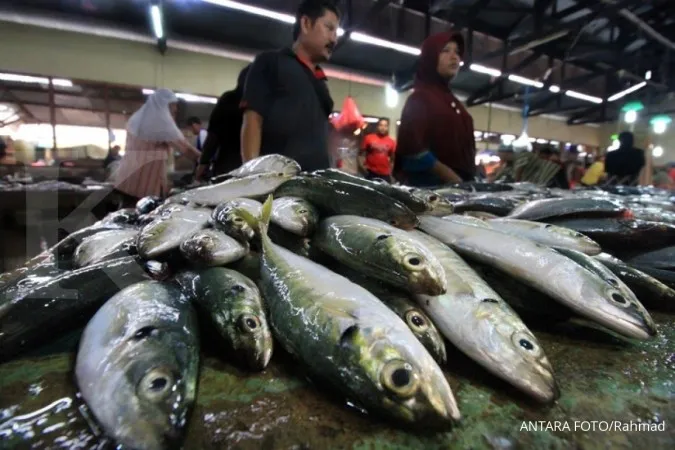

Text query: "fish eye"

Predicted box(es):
[132, 326, 157, 340]
[139, 368, 174, 401]
[389, 219, 399, 226]
[381, 360, 419, 399]
[428, 194, 439, 203]
[238, 314, 261, 333]
[298, 209, 308, 214]
[610, 293, 629, 307]
[404, 310, 429, 332]
[230, 284, 246, 295]
[511, 332, 542, 357]
[404, 254, 424, 271]
[544, 224, 553, 229]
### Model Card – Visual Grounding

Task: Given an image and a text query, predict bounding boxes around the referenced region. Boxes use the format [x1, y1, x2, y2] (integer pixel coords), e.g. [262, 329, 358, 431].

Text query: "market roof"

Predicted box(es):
[1, 0, 674, 125]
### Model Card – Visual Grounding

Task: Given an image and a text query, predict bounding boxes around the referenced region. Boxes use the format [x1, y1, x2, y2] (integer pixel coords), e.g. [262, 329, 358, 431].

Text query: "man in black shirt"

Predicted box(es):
[605, 131, 646, 185]
[195, 65, 250, 181]
[240, 0, 339, 172]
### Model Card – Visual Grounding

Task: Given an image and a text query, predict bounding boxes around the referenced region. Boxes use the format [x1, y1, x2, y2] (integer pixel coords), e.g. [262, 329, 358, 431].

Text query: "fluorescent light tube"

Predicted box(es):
[508, 74, 544, 88]
[150, 5, 164, 39]
[548, 85, 561, 93]
[202, 0, 295, 24]
[350, 32, 421, 55]
[565, 90, 603, 104]
[607, 81, 647, 102]
[470, 64, 502, 77]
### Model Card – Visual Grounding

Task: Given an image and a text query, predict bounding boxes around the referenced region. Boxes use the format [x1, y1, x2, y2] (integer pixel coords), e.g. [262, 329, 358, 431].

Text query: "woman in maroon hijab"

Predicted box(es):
[395, 31, 476, 187]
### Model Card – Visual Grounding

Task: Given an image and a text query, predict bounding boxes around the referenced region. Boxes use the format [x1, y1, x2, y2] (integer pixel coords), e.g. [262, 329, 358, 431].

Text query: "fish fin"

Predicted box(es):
[238, 195, 273, 241]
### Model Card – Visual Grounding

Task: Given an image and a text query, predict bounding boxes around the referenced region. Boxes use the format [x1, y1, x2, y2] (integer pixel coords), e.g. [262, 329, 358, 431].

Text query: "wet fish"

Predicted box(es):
[136, 195, 163, 215]
[544, 218, 675, 253]
[419, 215, 657, 340]
[452, 182, 514, 193]
[313, 169, 431, 214]
[628, 265, 675, 291]
[75, 281, 199, 450]
[629, 207, 675, 225]
[463, 211, 499, 220]
[271, 197, 319, 236]
[179, 229, 248, 267]
[626, 246, 675, 271]
[73, 229, 139, 268]
[274, 176, 419, 230]
[51, 223, 136, 261]
[595, 253, 675, 312]
[0, 256, 154, 361]
[211, 198, 262, 243]
[410, 230, 559, 403]
[168, 173, 291, 207]
[241, 197, 460, 425]
[225, 154, 300, 179]
[137, 208, 211, 259]
[398, 186, 455, 216]
[315, 216, 447, 296]
[98, 208, 139, 226]
[226, 251, 261, 282]
[329, 264, 447, 365]
[508, 198, 627, 221]
[268, 223, 315, 259]
[488, 218, 601, 255]
[174, 268, 272, 370]
[453, 196, 518, 216]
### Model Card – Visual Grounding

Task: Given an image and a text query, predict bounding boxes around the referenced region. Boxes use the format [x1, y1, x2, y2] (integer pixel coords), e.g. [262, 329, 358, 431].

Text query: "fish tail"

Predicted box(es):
[238, 195, 273, 244]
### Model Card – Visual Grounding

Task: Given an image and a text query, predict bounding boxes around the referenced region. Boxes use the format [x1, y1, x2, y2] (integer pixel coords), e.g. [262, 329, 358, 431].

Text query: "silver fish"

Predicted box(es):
[73, 229, 139, 268]
[212, 198, 263, 243]
[179, 229, 248, 266]
[75, 281, 199, 450]
[410, 230, 559, 403]
[167, 173, 291, 207]
[137, 208, 211, 259]
[420, 215, 657, 340]
[227, 154, 300, 178]
[271, 197, 319, 236]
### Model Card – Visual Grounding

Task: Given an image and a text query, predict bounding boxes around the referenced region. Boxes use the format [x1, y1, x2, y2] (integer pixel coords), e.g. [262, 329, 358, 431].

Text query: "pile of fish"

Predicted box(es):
[1, 154, 674, 449]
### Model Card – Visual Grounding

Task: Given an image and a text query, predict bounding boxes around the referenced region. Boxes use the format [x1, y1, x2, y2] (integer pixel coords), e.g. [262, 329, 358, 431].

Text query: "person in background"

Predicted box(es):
[580, 156, 605, 187]
[605, 131, 645, 185]
[195, 65, 251, 181]
[359, 118, 396, 182]
[240, 0, 339, 172]
[187, 117, 207, 152]
[113, 88, 200, 207]
[395, 31, 476, 187]
[103, 145, 121, 168]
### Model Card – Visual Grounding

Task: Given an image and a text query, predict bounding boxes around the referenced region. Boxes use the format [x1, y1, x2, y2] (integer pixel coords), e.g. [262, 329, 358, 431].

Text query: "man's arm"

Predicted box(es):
[240, 54, 274, 162]
[241, 110, 263, 162]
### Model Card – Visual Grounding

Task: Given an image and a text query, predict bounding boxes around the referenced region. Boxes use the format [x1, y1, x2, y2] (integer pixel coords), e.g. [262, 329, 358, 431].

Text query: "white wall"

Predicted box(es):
[0, 20, 604, 146]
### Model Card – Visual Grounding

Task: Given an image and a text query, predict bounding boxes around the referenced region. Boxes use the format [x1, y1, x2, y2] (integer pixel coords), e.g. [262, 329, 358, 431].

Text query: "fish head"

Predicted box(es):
[104, 328, 196, 450]
[226, 281, 274, 370]
[372, 234, 447, 296]
[338, 324, 459, 427]
[474, 297, 559, 402]
[213, 206, 255, 243]
[401, 307, 447, 365]
[544, 225, 601, 254]
[180, 232, 219, 265]
[274, 198, 319, 235]
[590, 279, 657, 339]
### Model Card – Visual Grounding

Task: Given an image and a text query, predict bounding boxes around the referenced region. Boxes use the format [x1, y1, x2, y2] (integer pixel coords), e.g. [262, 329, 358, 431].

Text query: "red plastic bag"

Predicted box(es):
[331, 96, 365, 132]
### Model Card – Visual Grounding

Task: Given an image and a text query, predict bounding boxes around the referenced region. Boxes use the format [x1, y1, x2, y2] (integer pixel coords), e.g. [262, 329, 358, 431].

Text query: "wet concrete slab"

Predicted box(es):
[1, 314, 673, 449]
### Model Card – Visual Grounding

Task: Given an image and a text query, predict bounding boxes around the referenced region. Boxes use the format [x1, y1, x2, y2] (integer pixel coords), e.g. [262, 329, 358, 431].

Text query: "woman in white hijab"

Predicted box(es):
[113, 88, 200, 205]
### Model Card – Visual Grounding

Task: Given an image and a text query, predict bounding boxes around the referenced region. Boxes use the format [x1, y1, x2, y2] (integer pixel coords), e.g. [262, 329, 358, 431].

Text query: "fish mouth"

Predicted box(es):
[595, 311, 655, 340]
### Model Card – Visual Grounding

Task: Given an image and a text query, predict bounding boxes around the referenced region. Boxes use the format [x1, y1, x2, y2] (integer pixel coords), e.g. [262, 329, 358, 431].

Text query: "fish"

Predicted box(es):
[543, 218, 675, 253]
[629, 207, 675, 225]
[410, 230, 559, 403]
[73, 229, 139, 268]
[211, 198, 263, 243]
[595, 253, 675, 313]
[223, 154, 300, 179]
[452, 196, 518, 216]
[452, 182, 514, 193]
[315, 216, 447, 296]
[328, 264, 447, 365]
[98, 208, 139, 226]
[136, 195, 163, 215]
[274, 176, 419, 230]
[463, 211, 499, 220]
[488, 218, 601, 255]
[267, 223, 315, 259]
[313, 169, 432, 214]
[179, 229, 248, 267]
[271, 196, 320, 236]
[0, 256, 154, 361]
[137, 208, 211, 259]
[50, 223, 136, 262]
[167, 173, 291, 207]
[174, 268, 273, 370]
[75, 281, 199, 450]
[397, 186, 455, 216]
[226, 251, 262, 282]
[627, 265, 675, 291]
[626, 246, 675, 271]
[419, 215, 657, 340]
[508, 198, 628, 221]
[240, 197, 460, 426]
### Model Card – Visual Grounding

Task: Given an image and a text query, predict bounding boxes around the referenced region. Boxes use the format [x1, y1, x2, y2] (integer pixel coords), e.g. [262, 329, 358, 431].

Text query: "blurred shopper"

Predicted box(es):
[605, 131, 645, 185]
[195, 65, 251, 181]
[359, 118, 396, 182]
[113, 89, 200, 207]
[240, 0, 339, 171]
[103, 145, 121, 168]
[395, 31, 476, 187]
[187, 117, 208, 152]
